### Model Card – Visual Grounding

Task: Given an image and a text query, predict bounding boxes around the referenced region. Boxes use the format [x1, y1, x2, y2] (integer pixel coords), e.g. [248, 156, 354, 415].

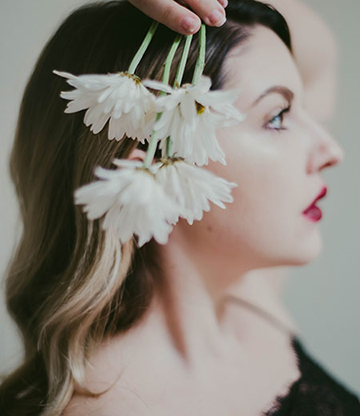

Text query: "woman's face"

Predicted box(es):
[174, 25, 345, 272]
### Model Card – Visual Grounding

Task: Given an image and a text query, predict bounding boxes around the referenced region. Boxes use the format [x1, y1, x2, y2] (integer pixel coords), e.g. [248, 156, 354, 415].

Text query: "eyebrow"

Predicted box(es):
[251, 86, 294, 107]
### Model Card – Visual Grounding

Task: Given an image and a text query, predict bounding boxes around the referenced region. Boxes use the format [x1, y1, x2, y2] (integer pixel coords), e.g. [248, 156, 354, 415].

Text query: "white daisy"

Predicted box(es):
[155, 157, 238, 225]
[195, 77, 245, 127]
[142, 75, 246, 166]
[53, 70, 157, 143]
[74, 159, 180, 247]
[162, 105, 228, 166]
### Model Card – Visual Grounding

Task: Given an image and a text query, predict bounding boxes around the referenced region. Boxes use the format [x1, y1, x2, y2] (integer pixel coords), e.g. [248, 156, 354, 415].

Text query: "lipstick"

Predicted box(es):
[302, 186, 327, 222]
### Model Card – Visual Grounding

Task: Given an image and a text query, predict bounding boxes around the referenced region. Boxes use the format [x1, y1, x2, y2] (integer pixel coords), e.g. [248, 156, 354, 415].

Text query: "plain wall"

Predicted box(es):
[1, 0, 359, 394]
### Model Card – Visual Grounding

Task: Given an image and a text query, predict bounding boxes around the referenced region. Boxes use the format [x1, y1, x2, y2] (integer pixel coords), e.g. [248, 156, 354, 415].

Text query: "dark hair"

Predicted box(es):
[0, 1, 292, 415]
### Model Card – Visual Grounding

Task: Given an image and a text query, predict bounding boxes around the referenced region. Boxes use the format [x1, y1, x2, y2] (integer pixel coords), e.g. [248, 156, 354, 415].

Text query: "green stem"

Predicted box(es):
[192, 23, 206, 85]
[162, 34, 183, 87]
[165, 135, 172, 158]
[173, 34, 193, 89]
[128, 21, 159, 75]
[166, 34, 193, 157]
[143, 34, 183, 168]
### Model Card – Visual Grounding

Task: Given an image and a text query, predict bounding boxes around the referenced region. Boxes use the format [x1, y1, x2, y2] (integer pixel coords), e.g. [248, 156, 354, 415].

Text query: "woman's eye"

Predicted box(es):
[265, 105, 291, 131]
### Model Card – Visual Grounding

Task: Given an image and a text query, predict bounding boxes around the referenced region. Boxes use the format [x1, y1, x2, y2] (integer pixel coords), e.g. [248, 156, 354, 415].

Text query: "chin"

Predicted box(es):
[288, 236, 323, 266]
[266, 232, 323, 267]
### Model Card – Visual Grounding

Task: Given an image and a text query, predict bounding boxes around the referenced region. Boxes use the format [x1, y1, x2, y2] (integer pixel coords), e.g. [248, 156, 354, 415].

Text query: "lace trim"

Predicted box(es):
[262, 336, 360, 415]
[261, 335, 302, 415]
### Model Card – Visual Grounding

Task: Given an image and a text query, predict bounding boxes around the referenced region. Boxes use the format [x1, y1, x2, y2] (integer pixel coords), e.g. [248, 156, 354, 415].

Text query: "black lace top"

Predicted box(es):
[225, 295, 360, 416]
[263, 334, 360, 415]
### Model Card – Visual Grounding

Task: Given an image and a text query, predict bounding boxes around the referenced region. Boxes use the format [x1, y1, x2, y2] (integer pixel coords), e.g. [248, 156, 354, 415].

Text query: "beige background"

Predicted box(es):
[1, 0, 359, 394]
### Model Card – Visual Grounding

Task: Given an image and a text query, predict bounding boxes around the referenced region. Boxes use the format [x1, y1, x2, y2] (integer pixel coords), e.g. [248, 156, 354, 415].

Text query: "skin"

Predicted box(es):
[63, 25, 344, 416]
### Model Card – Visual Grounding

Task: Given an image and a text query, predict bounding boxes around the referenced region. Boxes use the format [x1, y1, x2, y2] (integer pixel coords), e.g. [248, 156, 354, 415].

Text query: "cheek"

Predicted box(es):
[204, 130, 309, 254]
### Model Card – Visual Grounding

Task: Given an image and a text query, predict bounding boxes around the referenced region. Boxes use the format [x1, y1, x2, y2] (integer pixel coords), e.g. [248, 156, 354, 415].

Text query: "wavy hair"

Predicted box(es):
[0, 1, 291, 415]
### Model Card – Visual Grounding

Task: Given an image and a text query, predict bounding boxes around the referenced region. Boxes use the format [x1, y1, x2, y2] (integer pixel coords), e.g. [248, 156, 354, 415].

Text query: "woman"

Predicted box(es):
[1, 1, 359, 415]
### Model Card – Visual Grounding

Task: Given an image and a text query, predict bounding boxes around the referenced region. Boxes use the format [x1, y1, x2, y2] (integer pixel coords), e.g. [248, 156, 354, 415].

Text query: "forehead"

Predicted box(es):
[222, 25, 303, 107]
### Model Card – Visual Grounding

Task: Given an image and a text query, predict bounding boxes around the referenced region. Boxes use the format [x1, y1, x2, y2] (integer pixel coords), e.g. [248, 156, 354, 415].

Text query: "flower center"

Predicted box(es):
[118, 71, 142, 84]
[158, 156, 185, 169]
[196, 102, 205, 115]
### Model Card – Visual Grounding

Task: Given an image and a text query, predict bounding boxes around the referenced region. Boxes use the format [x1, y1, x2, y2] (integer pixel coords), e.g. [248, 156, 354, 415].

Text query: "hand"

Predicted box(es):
[127, 0, 228, 35]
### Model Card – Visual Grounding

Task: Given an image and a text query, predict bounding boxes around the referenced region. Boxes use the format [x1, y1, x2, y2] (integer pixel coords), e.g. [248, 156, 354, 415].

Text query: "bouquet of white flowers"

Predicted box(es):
[53, 20, 246, 248]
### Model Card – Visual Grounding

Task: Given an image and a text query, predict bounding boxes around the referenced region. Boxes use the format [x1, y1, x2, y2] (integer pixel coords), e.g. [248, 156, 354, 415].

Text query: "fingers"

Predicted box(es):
[218, 0, 228, 7]
[183, 0, 227, 27]
[128, 0, 200, 34]
[127, 0, 227, 35]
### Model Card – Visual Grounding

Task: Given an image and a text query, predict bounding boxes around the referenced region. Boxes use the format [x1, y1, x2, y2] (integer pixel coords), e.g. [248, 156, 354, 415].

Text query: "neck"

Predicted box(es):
[149, 228, 251, 365]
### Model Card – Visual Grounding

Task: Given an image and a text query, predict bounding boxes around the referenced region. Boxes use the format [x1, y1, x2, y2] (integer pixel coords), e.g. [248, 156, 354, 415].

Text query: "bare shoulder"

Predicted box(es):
[61, 386, 152, 416]
[61, 347, 154, 416]
[61, 338, 146, 416]
[62, 312, 179, 416]
[61, 289, 301, 416]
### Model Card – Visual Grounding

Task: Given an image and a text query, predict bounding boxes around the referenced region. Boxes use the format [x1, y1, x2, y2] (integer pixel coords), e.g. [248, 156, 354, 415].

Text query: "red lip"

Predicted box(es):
[303, 185, 327, 213]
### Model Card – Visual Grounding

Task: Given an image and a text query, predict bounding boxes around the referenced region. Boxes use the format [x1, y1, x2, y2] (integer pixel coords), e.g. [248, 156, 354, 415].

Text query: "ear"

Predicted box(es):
[128, 147, 154, 164]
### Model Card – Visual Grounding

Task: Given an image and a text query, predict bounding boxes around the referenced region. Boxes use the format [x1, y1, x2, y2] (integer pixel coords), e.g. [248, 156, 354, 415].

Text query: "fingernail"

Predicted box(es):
[219, 0, 228, 7]
[207, 9, 226, 26]
[181, 16, 200, 33]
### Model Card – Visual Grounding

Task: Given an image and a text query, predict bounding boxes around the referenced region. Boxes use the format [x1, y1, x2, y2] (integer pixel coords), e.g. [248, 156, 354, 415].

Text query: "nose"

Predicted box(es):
[308, 120, 345, 173]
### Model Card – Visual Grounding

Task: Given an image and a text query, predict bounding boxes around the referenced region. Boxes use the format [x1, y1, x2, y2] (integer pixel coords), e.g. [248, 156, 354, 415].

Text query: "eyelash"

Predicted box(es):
[265, 104, 291, 132]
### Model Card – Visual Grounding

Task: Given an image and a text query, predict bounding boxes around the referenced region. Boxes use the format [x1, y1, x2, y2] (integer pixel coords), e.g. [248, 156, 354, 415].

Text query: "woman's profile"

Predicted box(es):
[0, 0, 359, 415]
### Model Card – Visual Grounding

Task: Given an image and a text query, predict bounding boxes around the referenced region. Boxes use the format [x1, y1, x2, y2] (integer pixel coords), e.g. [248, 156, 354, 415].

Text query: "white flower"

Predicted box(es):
[195, 78, 245, 127]
[74, 159, 180, 247]
[162, 105, 228, 166]
[143, 75, 246, 166]
[155, 157, 238, 225]
[53, 70, 157, 143]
